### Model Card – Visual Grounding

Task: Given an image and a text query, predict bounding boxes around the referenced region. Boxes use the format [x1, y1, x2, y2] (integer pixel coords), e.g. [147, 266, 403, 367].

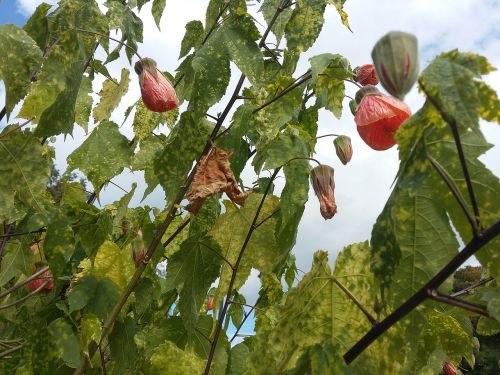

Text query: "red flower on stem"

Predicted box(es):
[310, 165, 337, 220]
[354, 85, 411, 151]
[355, 64, 379, 86]
[135, 58, 179, 112]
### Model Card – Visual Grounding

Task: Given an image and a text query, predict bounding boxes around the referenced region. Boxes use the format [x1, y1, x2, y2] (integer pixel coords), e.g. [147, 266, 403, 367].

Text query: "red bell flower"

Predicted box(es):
[442, 361, 457, 375]
[354, 85, 411, 151]
[354, 64, 379, 86]
[135, 58, 179, 112]
[310, 165, 337, 220]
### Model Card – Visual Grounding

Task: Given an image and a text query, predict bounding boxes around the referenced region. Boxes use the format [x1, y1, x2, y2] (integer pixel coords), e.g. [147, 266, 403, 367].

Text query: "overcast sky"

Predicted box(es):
[2, 0, 500, 333]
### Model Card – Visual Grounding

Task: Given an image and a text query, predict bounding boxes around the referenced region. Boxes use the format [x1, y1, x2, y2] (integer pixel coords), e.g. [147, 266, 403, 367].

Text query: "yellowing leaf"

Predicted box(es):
[93, 68, 130, 122]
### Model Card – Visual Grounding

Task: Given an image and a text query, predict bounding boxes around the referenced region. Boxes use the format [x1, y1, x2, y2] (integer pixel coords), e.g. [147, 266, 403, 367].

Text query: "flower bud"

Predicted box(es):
[371, 31, 419, 99]
[334, 135, 353, 165]
[131, 229, 146, 267]
[27, 267, 54, 293]
[310, 165, 337, 220]
[349, 99, 358, 116]
[442, 361, 457, 375]
[354, 64, 379, 86]
[135, 57, 179, 112]
[354, 87, 411, 150]
[207, 297, 214, 310]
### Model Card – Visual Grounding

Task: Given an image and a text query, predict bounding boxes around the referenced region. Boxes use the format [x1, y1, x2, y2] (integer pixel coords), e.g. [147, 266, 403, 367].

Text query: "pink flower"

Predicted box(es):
[135, 58, 179, 112]
[310, 165, 337, 220]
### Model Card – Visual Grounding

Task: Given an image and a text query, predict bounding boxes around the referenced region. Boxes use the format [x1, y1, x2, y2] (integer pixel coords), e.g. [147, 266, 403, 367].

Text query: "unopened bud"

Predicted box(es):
[310, 165, 337, 220]
[334, 135, 353, 165]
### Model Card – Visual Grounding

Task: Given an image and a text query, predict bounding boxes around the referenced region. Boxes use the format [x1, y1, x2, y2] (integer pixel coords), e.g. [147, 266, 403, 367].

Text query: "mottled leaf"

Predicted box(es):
[93, 68, 130, 122]
[179, 20, 204, 59]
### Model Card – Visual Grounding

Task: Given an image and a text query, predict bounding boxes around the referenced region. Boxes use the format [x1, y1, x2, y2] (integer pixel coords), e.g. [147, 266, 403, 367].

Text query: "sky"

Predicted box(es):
[1, 0, 500, 337]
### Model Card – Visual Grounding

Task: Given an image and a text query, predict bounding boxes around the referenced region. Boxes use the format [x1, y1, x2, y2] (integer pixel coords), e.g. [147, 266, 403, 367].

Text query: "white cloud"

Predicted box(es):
[16, 0, 57, 16]
[2, 0, 499, 298]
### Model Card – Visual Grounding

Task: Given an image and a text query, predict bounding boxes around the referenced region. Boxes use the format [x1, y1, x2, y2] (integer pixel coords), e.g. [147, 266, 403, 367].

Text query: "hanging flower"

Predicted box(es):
[354, 85, 411, 150]
[27, 266, 54, 293]
[442, 361, 457, 375]
[310, 165, 337, 220]
[354, 64, 379, 86]
[333, 135, 353, 165]
[371, 31, 419, 99]
[134, 57, 179, 112]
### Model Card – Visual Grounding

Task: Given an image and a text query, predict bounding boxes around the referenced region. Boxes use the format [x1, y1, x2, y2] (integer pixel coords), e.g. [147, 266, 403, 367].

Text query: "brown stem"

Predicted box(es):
[230, 295, 262, 343]
[451, 277, 494, 298]
[0, 281, 48, 310]
[427, 289, 489, 317]
[419, 80, 481, 233]
[0, 224, 15, 258]
[0, 266, 50, 299]
[203, 168, 280, 374]
[333, 277, 378, 327]
[162, 218, 191, 247]
[343, 219, 500, 364]
[427, 155, 479, 236]
[0, 344, 24, 359]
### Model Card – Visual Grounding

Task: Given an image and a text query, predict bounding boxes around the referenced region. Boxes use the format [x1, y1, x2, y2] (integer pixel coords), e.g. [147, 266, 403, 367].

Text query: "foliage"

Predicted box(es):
[0, 1, 499, 374]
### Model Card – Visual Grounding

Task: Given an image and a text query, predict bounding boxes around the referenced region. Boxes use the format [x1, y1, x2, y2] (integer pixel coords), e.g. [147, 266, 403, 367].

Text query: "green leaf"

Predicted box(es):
[132, 135, 166, 200]
[149, 340, 204, 375]
[253, 125, 314, 171]
[418, 310, 475, 366]
[481, 287, 500, 321]
[152, 0, 167, 29]
[285, 0, 327, 53]
[189, 30, 231, 113]
[135, 316, 187, 358]
[80, 240, 135, 291]
[47, 318, 80, 368]
[75, 75, 93, 133]
[105, 1, 143, 61]
[0, 241, 33, 287]
[109, 316, 137, 372]
[43, 211, 75, 277]
[0, 129, 51, 222]
[154, 111, 211, 203]
[179, 20, 204, 59]
[260, 0, 293, 42]
[0, 24, 42, 116]
[309, 54, 351, 118]
[80, 314, 101, 358]
[133, 100, 178, 141]
[476, 81, 500, 124]
[438, 49, 496, 76]
[165, 235, 221, 332]
[211, 194, 282, 301]
[328, 0, 352, 31]
[67, 274, 120, 320]
[228, 343, 249, 375]
[78, 211, 113, 258]
[19, 30, 94, 136]
[221, 16, 264, 85]
[23, 2, 52, 50]
[420, 59, 479, 132]
[250, 75, 303, 147]
[67, 121, 133, 190]
[93, 68, 130, 122]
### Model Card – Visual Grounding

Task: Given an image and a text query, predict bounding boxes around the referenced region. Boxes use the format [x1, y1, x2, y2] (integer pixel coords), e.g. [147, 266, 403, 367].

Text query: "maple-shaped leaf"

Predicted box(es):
[186, 147, 249, 214]
[0, 24, 42, 117]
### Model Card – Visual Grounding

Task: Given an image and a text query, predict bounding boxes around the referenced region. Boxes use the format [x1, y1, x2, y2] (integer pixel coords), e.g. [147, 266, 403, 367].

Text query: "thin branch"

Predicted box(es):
[0, 117, 35, 139]
[427, 155, 479, 236]
[427, 289, 489, 317]
[227, 300, 258, 309]
[0, 266, 50, 299]
[252, 73, 312, 114]
[203, 168, 281, 374]
[162, 218, 191, 248]
[73, 28, 142, 60]
[0, 224, 15, 258]
[0, 227, 45, 239]
[316, 133, 340, 140]
[99, 345, 108, 375]
[419, 80, 481, 233]
[255, 209, 281, 229]
[230, 296, 262, 343]
[0, 107, 6, 123]
[333, 277, 378, 327]
[201, 242, 234, 270]
[343, 78, 362, 88]
[451, 277, 494, 298]
[0, 281, 48, 311]
[205, 113, 219, 121]
[343, 219, 500, 364]
[286, 157, 321, 167]
[0, 344, 24, 359]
